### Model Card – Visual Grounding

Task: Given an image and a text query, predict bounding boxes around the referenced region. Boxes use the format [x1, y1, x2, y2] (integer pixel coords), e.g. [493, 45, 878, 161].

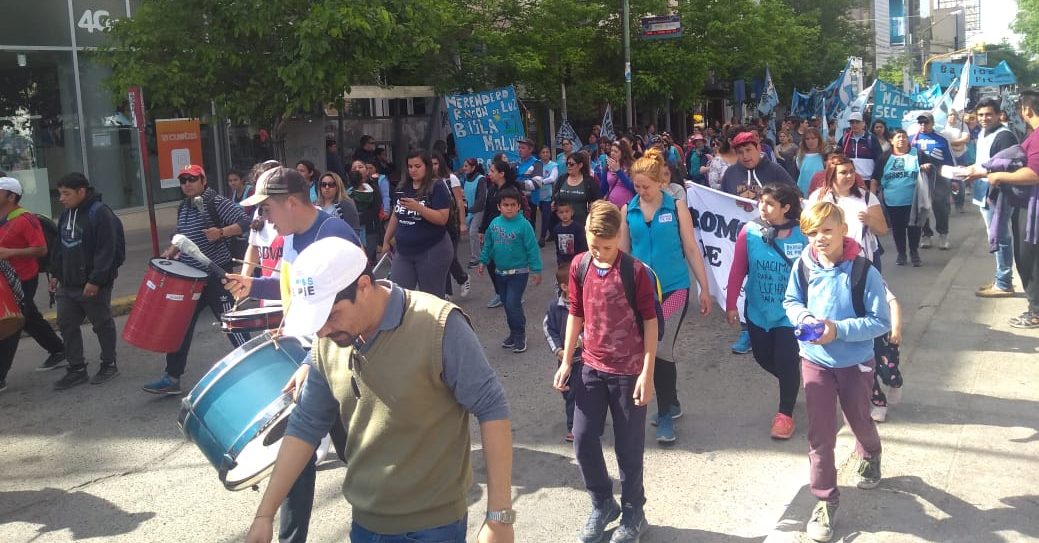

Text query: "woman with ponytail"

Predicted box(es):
[618, 149, 713, 444]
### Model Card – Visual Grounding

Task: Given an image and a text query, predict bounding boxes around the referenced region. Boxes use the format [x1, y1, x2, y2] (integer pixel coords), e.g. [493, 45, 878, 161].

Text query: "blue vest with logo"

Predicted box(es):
[744, 221, 807, 330]
[627, 191, 690, 293]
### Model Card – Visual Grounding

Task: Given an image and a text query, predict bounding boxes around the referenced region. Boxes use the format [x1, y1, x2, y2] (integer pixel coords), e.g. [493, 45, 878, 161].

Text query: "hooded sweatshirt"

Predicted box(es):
[782, 237, 891, 368]
[52, 192, 120, 288]
[720, 157, 794, 196]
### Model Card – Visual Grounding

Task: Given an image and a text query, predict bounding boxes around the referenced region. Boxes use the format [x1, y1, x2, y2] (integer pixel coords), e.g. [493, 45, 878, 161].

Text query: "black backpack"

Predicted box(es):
[88, 201, 127, 269]
[574, 251, 666, 341]
[794, 255, 872, 317]
[35, 213, 60, 274]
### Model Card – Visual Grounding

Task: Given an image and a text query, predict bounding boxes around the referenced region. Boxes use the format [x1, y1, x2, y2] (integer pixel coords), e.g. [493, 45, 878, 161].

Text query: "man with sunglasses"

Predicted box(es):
[142, 165, 250, 395]
[246, 237, 514, 543]
[911, 112, 955, 249]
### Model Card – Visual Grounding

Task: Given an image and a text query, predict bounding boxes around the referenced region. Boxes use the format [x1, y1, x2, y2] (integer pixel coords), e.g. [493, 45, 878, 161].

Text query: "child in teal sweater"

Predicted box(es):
[478, 187, 543, 353]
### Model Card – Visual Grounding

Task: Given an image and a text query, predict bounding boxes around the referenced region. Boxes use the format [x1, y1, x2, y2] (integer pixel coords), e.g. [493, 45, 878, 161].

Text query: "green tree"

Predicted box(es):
[99, 0, 462, 133]
[1013, 0, 1039, 60]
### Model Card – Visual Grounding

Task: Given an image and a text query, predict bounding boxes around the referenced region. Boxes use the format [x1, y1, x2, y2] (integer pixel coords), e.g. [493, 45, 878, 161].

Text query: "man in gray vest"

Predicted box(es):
[245, 237, 515, 543]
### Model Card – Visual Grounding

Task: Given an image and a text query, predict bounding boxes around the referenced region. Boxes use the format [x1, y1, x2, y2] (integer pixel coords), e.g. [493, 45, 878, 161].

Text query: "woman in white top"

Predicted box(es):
[808, 155, 889, 270]
[706, 128, 739, 190]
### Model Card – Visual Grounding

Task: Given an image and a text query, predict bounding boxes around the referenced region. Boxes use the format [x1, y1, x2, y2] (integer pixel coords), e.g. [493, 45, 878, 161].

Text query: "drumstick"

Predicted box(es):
[233, 258, 281, 273]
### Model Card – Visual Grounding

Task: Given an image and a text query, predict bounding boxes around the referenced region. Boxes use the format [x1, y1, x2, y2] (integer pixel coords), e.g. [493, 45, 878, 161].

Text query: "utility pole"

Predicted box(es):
[623, 0, 633, 131]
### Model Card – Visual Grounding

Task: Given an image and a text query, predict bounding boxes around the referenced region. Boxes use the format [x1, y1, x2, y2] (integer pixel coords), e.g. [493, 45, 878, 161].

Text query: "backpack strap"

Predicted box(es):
[575, 251, 593, 289]
[850, 256, 871, 317]
[796, 256, 809, 304]
[618, 252, 639, 318]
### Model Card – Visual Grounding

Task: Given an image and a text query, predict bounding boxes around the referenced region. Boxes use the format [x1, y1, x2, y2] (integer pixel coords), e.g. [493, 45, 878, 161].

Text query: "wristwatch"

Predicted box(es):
[486, 509, 517, 525]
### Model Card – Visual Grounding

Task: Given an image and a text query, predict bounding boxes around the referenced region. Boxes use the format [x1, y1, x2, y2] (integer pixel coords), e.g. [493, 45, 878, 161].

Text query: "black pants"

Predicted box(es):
[572, 365, 647, 510]
[21, 276, 64, 355]
[164, 274, 248, 378]
[654, 359, 679, 418]
[56, 285, 117, 370]
[886, 205, 921, 257]
[1011, 207, 1039, 313]
[747, 321, 801, 416]
[0, 320, 23, 381]
[444, 232, 468, 296]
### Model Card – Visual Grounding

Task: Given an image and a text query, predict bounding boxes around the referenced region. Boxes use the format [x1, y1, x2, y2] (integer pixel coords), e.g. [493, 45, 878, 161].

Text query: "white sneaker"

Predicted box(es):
[939, 234, 950, 250]
[920, 236, 933, 249]
[886, 386, 903, 406]
[315, 433, 332, 464]
[870, 404, 888, 423]
[460, 277, 472, 298]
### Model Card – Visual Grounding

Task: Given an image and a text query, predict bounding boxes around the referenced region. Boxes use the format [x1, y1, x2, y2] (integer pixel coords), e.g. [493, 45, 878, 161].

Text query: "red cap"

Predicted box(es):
[178, 164, 206, 178]
[691, 134, 705, 142]
[731, 132, 759, 148]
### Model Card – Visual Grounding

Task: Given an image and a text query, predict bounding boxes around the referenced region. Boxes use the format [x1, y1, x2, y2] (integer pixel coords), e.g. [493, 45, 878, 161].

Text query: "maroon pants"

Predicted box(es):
[802, 358, 883, 502]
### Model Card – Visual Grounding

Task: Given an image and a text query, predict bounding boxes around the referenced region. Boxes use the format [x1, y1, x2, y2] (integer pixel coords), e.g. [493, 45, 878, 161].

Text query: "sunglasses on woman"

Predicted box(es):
[319, 182, 337, 188]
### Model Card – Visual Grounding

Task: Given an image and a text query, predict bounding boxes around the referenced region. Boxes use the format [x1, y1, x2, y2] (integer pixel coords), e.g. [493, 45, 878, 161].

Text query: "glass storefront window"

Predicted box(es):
[0, 50, 84, 218]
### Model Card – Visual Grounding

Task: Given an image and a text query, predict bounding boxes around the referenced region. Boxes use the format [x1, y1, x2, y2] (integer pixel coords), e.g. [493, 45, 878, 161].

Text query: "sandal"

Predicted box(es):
[1008, 312, 1039, 329]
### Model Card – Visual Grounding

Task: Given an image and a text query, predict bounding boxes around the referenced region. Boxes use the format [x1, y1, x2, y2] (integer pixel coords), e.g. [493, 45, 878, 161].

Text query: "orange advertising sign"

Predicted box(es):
[156, 118, 203, 189]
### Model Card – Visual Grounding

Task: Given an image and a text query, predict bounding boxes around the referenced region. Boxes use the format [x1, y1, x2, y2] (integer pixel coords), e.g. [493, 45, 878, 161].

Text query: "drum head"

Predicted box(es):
[151, 258, 208, 279]
[224, 307, 283, 319]
[223, 404, 295, 490]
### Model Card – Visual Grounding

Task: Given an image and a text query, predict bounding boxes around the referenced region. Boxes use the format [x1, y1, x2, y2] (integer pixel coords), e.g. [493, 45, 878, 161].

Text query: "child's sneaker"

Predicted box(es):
[649, 404, 681, 426]
[886, 385, 903, 406]
[870, 404, 888, 422]
[500, 335, 515, 349]
[731, 330, 751, 354]
[460, 276, 472, 298]
[655, 414, 676, 443]
[855, 454, 882, 489]
[578, 498, 621, 543]
[770, 412, 795, 439]
[609, 503, 647, 543]
[564, 431, 575, 442]
[487, 295, 503, 308]
[806, 500, 838, 542]
[512, 338, 527, 353]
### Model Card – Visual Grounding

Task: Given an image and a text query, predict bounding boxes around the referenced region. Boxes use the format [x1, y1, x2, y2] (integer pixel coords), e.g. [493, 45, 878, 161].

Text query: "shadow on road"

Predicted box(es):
[0, 488, 155, 539]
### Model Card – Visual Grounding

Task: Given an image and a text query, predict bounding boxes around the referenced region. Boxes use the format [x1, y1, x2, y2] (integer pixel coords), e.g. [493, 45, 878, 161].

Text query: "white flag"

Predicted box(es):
[556, 120, 583, 150]
[601, 105, 616, 140]
[835, 82, 875, 142]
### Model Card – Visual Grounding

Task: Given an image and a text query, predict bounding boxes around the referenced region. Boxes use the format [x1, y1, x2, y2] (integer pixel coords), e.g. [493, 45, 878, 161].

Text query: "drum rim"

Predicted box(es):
[221, 395, 296, 490]
[186, 334, 305, 409]
[149, 257, 209, 279]
[222, 307, 284, 318]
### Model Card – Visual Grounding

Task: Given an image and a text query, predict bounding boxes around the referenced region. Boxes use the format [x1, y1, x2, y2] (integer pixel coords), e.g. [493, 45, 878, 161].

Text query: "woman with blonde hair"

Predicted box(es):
[315, 171, 361, 238]
[619, 148, 712, 444]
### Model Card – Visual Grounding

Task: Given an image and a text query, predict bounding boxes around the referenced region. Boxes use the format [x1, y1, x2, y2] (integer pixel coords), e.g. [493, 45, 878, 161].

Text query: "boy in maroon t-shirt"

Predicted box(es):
[553, 200, 657, 543]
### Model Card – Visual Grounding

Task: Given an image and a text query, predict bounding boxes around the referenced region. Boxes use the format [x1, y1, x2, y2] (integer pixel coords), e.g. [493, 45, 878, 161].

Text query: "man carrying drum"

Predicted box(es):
[223, 165, 360, 543]
[142, 165, 250, 396]
[245, 237, 515, 543]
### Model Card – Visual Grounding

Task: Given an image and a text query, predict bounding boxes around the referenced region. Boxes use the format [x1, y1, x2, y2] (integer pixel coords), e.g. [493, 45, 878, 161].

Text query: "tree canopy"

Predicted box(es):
[100, 0, 868, 127]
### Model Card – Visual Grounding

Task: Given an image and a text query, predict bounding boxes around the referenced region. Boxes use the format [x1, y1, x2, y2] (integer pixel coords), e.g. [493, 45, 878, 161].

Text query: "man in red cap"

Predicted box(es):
[721, 130, 794, 198]
[142, 164, 250, 395]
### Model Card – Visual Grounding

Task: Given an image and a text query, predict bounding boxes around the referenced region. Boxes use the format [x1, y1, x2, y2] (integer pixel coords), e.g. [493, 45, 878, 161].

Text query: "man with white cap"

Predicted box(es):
[246, 237, 515, 543]
[0, 176, 67, 376]
[837, 111, 884, 192]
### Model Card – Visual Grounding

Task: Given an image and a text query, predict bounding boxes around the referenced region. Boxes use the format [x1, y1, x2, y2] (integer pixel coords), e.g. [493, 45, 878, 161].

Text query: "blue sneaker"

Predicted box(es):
[650, 404, 682, 426]
[731, 330, 751, 354]
[579, 498, 621, 543]
[486, 295, 503, 308]
[655, 413, 676, 443]
[142, 374, 182, 395]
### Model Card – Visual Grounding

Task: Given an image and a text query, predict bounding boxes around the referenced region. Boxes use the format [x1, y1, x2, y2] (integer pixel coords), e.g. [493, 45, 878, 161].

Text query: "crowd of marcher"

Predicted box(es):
[2, 88, 1038, 543]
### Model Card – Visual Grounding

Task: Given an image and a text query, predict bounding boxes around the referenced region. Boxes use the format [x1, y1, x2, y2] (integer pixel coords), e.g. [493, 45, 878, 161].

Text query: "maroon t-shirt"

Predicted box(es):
[1021, 127, 1039, 173]
[569, 252, 657, 376]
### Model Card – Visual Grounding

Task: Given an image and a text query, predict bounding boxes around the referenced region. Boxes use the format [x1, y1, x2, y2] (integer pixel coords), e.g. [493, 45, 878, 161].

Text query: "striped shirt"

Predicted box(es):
[175, 188, 249, 270]
[0, 260, 24, 304]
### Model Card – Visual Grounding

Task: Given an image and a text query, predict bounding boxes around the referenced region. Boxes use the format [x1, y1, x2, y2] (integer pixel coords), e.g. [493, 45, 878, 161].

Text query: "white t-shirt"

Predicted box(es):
[942, 125, 968, 159]
[808, 189, 881, 258]
[247, 210, 284, 307]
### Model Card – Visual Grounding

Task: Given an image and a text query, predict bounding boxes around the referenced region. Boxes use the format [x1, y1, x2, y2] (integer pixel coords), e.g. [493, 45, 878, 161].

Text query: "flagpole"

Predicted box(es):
[623, 0, 633, 131]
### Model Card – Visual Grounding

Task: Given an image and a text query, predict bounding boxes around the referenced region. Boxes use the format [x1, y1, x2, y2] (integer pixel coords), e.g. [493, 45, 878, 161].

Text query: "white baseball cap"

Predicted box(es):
[847, 112, 864, 122]
[0, 177, 23, 195]
[282, 237, 368, 337]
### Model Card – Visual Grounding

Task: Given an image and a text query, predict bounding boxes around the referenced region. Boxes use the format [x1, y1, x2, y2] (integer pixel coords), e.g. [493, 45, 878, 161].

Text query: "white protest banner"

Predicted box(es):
[685, 183, 759, 320]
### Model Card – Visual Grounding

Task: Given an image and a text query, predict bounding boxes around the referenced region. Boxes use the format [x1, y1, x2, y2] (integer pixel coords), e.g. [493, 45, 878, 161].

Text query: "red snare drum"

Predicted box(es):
[220, 307, 283, 334]
[123, 259, 208, 353]
[0, 275, 24, 340]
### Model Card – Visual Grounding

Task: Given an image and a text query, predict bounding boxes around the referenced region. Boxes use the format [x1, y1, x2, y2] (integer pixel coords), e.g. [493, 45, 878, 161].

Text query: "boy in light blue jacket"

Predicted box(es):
[478, 187, 542, 354]
[783, 201, 891, 543]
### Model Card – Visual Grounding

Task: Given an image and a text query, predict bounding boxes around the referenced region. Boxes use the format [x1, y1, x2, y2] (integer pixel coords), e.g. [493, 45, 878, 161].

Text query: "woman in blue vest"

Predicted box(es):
[725, 183, 807, 440]
[460, 158, 487, 268]
[619, 148, 712, 444]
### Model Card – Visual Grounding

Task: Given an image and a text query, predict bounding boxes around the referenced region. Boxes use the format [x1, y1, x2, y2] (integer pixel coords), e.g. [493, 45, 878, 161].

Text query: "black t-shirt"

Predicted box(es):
[553, 220, 587, 265]
[393, 180, 451, 255]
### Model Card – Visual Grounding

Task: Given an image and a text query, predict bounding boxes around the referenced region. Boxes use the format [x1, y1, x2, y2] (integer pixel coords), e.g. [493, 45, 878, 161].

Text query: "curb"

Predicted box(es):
[762, 227, 983, 543]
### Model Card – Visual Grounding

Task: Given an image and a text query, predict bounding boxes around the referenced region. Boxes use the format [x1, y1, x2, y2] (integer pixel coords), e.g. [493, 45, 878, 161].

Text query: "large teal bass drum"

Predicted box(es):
[178, 333, 308, 490]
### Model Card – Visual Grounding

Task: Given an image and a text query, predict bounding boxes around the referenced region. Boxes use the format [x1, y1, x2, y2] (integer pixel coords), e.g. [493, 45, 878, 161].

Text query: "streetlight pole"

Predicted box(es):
[623, 0, 633, 131]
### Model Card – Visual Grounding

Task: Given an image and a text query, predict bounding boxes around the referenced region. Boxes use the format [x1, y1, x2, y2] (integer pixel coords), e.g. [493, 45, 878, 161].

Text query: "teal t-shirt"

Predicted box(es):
[745, 222, 807, 330]
[881, 149, 920, 207]
[796, 153, 824, 196]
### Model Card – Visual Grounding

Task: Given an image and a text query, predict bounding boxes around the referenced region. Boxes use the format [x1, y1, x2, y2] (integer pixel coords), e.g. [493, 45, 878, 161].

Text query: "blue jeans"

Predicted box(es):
[349, 515, 467, 542]
[497, 272, 528, 340]
[980, 201, 1014, 290]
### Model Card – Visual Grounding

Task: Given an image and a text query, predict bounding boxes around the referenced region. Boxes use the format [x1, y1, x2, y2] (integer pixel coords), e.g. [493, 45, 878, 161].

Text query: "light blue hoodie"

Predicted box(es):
[783, 238, 891, 368]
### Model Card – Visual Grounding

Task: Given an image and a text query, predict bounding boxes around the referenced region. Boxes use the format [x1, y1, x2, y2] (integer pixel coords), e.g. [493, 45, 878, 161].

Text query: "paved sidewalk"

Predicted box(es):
[767, 220, 1039, 542]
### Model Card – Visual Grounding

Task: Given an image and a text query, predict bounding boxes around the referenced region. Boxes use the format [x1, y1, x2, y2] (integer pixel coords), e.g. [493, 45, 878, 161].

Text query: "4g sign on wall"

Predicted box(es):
[77, 9, 114, 34]
[72, 0, 128, 47]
